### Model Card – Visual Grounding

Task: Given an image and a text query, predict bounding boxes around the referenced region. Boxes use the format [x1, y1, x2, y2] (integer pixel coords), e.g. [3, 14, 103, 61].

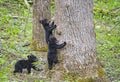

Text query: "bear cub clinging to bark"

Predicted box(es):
[13, 54, 40, 74]
[40, 18, 66, 70]
[40, 19, 56, 44]
[47, 35, 66, 70]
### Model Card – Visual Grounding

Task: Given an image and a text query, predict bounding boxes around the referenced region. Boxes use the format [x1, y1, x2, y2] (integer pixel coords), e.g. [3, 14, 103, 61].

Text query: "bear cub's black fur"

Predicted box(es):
[13, 54, 40, 74]
[47, 35, 66, 70]
[40, 19, 56, 44]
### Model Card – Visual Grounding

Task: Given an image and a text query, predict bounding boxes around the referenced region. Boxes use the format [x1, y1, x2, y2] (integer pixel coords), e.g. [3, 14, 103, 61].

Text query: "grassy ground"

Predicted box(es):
[94, 0, 120, 82]
[0, 0, 120, 82]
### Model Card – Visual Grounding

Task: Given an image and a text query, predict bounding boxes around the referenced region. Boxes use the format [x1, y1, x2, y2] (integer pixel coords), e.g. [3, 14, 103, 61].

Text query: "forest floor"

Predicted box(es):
[0, 47, 69, 82]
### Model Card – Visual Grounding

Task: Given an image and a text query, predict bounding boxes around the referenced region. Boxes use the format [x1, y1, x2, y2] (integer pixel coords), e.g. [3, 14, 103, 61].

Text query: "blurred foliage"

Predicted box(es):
[51, 0, 55, 15]
[94, 0, 120, 82]
[0, 0, 33, 82]
[0, 0, 120, 82]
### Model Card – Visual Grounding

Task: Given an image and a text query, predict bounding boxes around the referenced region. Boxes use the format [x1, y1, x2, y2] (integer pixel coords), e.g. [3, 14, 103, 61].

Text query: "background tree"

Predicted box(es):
[32, 0, 51, 50]
[54, 0, 108, 81]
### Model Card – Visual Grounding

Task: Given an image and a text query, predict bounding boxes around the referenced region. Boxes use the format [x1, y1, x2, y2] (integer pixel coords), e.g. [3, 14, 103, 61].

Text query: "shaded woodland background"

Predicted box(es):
[0, 0, 120, 82]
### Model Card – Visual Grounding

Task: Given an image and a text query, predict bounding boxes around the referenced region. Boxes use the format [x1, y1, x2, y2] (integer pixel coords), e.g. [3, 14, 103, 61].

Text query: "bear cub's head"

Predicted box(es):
[48, 35, 58, 44]
[27, 54, 38, 63]
[40, 19, 50, 26]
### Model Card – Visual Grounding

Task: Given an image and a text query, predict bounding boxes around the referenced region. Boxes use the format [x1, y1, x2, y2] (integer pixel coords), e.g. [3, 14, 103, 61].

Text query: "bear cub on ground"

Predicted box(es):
[40, 19, 56, 44]
[13, 54, 40, 74]
[47, 35, 66, 70]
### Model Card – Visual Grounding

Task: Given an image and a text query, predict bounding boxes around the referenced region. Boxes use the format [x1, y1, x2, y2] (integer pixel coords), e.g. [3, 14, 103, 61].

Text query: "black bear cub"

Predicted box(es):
[40, 19, 56, 44]
[13, 54, 39, 74]
[47, 35, 66, 70]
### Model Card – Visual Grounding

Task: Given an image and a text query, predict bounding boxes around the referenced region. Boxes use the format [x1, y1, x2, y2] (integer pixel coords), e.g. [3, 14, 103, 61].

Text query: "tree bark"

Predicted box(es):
[32, 0, 50, 50]
[54, 0, 108, 81]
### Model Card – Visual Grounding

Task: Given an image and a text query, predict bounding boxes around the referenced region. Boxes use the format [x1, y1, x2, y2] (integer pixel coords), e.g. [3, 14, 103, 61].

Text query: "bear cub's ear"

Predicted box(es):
[64, 42, 66, 45]
[27, 55, 30, 58]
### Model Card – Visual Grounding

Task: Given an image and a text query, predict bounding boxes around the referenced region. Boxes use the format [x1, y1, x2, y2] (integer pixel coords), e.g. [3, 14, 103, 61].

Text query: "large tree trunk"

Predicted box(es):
[32, 0, 50, 50]
[54, 0, 108, 81]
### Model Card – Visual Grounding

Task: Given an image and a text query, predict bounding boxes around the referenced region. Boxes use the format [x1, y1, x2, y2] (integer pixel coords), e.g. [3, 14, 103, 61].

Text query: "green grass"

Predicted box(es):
[94, 0, 120, 81]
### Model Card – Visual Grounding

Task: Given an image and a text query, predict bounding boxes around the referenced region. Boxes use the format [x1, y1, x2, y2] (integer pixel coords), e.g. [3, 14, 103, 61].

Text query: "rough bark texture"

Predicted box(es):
[54, 0, 107, 81]
[32, 0, 50, 50]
